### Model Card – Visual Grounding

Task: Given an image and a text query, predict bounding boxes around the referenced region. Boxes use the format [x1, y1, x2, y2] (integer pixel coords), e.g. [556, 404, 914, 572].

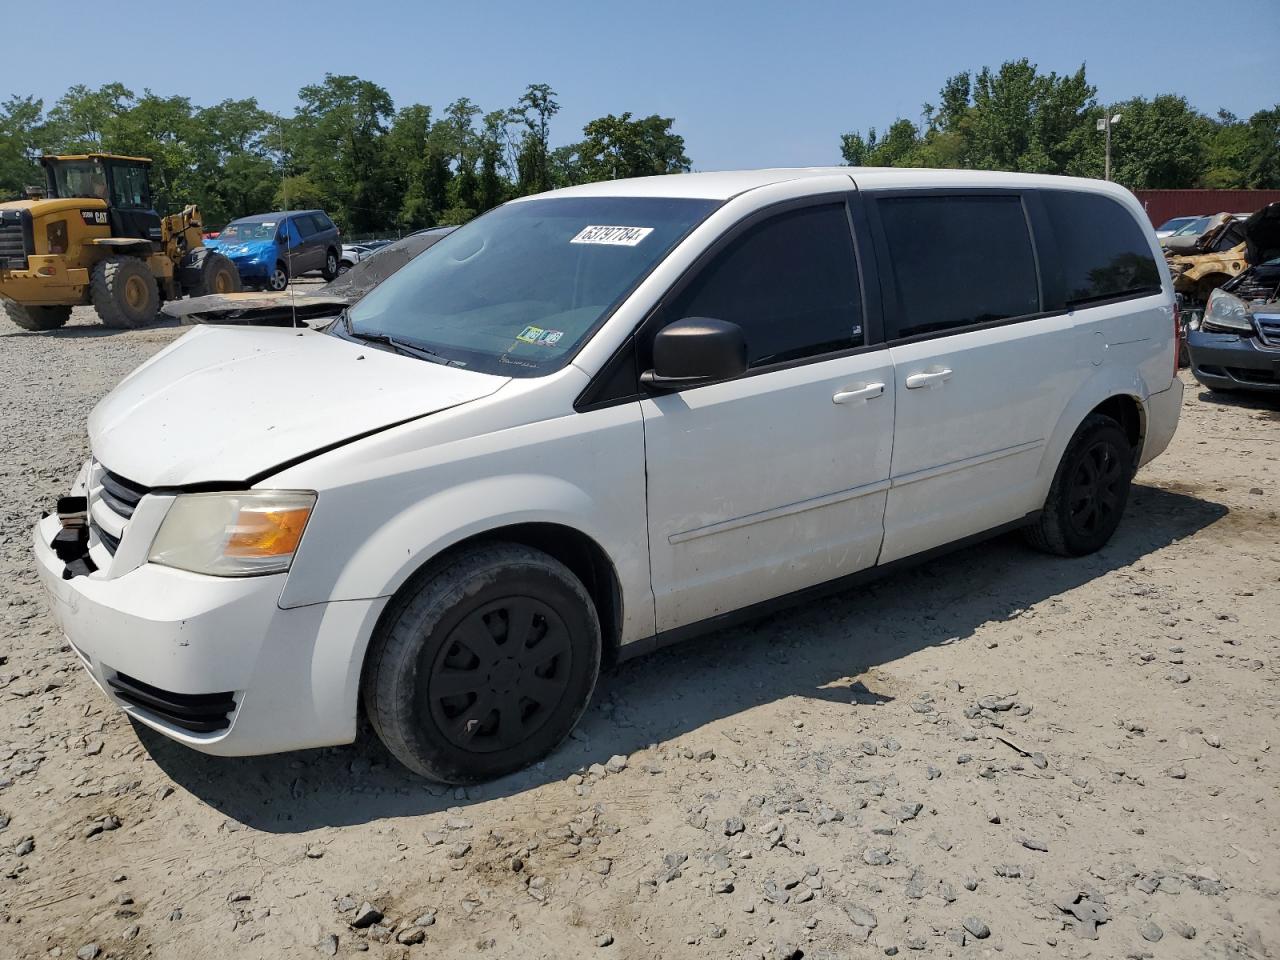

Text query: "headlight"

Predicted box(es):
[1201, 289, 1253, 334]
[148, 491, 315, 576]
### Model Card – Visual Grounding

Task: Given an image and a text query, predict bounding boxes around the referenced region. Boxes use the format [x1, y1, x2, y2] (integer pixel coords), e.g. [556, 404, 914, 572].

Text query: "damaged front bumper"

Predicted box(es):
[32, 468, 383, 756]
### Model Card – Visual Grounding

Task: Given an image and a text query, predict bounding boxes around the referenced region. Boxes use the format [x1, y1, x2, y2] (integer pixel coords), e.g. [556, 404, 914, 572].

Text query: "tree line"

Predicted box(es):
[2, 62, 1276, 236]
[0, 78, 690, 233]
[840, 59, 1279, 191]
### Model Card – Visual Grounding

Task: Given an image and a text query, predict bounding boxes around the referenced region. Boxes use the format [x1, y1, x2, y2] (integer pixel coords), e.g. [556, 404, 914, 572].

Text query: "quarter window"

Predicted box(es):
[877, 195, 1040, 338]
[663, 203, 863, 368]
[1041, 191, 1160, 306]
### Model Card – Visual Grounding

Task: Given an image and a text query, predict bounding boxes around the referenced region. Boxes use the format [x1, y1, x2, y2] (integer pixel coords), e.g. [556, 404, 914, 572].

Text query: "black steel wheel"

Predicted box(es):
[1065, 437, 1125, 541]
[362, 543, 601, 783]
[1025, 413, 1134, 556]
[426, 596, 574, 753]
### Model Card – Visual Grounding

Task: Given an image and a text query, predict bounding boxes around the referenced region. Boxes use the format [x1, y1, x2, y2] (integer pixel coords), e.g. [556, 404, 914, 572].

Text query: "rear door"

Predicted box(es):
[293, 214, 324, 272]
[640, 193, 895, 632]
[868, 190, 1086, 563]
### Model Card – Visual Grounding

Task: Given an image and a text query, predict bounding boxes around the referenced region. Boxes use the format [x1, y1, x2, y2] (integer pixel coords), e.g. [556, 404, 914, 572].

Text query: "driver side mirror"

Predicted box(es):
[640, 317, 748, 391]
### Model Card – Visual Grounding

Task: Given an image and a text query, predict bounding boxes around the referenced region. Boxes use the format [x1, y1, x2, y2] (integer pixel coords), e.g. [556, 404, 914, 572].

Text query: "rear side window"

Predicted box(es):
[1042, 191, 1160, 306]
[294, 215, 320, 238]
[309, 212, 335, 233]
[876, 195, 1040, 339]
[664, 203, 863, 367]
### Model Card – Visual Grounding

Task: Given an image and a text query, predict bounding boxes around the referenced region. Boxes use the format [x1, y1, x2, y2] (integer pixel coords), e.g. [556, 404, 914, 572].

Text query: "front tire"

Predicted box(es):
[362, 543, 601, 784]
[2, 300, 71, 331]
[1025, 413, 1133, 556]
[190, 251, 242, 297]
[266, 262, 289, 292]
[322, 249, 339, 281]
[90, 257, 160, 329]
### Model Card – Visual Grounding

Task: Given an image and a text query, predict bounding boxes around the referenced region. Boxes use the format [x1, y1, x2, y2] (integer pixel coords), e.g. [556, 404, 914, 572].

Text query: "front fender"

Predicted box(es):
[286, 474, 607, 607]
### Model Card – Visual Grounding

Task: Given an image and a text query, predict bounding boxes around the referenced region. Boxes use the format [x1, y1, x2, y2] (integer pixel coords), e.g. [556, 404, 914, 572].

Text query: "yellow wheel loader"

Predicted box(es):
[0, 154, 240, 331]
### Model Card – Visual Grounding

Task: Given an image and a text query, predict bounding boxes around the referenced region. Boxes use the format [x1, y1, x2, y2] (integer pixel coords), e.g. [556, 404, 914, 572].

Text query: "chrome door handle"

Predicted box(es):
[832, 382, 885, 404]
[905, 368, 953, 389]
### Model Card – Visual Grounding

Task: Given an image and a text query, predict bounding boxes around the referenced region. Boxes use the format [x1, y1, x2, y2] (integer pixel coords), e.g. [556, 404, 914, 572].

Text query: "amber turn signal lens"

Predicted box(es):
[224, 506, 312, 558]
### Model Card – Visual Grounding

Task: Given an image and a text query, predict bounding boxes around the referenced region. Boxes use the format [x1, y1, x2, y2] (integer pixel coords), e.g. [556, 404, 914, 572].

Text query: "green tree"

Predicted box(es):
[512, 83, 559, 195]
[43, 83, 135, 151]
[0, 96, 44, 198]
[189, 98, 281, 224]
[291, 74, 395, 232]
[1077, 95, 1209, 188]
[576, 113, 689, 182]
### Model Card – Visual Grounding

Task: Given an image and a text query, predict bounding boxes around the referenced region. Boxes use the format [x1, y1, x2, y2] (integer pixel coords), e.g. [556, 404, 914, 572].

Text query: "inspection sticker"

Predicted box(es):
[516, 325, 564, 346]
[570, 225, 654, 246]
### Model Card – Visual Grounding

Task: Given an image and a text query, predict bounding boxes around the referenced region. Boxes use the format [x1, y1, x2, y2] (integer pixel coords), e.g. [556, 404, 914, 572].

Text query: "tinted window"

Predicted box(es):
[664, 203, 863, 367]
[311, 213, 335, 233]
[294, 215, 319, 238]
[877, 195, 1039, 338]
[1042, 191, 1160, 306]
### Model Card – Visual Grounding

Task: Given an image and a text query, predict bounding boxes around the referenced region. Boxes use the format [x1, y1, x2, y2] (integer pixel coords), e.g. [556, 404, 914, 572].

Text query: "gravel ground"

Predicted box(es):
[1, 303, 1277, 960]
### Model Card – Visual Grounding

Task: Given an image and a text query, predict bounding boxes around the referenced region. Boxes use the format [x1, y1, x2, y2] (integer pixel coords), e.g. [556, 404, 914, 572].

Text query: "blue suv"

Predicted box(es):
[208, 210, 342, 291]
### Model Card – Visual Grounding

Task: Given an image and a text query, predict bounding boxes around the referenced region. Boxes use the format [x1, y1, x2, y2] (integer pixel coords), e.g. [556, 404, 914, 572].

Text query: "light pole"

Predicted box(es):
[1097, 112, 1122, 181]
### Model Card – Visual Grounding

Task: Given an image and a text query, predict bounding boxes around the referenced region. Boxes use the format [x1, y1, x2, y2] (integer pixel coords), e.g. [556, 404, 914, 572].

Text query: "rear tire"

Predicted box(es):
[1025, 413, 1134, 557]
[362, 543, 601, 784]
[190, 251, 242, 297]
[2, 300, 71, 331]
[91, 257, 160, 329]
[321, 249, 339, 281]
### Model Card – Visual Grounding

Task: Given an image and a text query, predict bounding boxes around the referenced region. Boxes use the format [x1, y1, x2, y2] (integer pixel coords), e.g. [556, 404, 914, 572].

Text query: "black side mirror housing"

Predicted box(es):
[640, 317, 748, 391]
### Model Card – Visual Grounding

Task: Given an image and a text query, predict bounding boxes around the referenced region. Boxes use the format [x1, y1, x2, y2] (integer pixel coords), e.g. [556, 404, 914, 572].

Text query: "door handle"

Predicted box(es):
[905, 368, 953, 389]
[832, 382, 885, 404]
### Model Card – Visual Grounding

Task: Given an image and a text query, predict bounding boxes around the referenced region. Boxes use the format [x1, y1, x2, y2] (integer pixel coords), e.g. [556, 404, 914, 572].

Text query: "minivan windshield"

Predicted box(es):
[219, 219, 278, 243]
[344, 196, 718, 376]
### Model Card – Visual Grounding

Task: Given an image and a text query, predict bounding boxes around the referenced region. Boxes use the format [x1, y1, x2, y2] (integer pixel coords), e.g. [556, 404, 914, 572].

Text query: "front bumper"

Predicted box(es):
[1, 256, 91, 305]
[1187, 329, 1280, 392]
[227, 256, 273, 281]
[33, 508, 384, 757]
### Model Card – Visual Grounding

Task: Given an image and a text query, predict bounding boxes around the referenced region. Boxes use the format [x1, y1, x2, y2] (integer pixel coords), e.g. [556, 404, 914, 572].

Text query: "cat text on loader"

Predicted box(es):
[0, 154, 241, 330]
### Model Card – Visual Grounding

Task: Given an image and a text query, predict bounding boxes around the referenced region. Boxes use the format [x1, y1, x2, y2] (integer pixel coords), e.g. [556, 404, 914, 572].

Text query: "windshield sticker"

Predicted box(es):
[570, 225, 654, 246]
[516, 325, 564, 346]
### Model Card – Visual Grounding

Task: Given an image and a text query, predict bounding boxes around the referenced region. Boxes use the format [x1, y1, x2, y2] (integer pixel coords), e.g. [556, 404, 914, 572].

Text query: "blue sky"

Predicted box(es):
[9, 0, 1279, 169]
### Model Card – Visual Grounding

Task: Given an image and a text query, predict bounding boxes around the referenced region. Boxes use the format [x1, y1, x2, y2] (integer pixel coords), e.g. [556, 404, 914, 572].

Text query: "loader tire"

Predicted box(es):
[2, 300, 71, 331]
[91, 257, 160, 329]
[190, 251, 242, 297]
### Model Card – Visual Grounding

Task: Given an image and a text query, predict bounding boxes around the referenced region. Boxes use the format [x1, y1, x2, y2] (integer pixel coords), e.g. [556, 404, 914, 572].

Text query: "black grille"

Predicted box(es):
[1254, 315, 1280, 348]
[91, 521, 120, 553]
[99, 469, 146, 518]
[0, 209, 32, 270]
[108, 672, 236, 733]
[92, 466, 148, 556]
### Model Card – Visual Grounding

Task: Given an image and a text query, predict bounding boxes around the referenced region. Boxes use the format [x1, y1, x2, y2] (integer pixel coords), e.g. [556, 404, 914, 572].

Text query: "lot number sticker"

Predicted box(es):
[570, 225, 654, 246]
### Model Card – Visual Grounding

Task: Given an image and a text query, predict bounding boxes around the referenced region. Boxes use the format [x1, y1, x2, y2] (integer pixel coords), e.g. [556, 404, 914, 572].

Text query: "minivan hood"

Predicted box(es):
[221, 239, 275, 259]
[89, 326, 508, 487]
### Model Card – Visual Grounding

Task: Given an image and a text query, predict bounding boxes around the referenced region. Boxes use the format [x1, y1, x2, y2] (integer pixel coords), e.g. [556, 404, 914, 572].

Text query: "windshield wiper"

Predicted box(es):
[340, 313, 450, 365]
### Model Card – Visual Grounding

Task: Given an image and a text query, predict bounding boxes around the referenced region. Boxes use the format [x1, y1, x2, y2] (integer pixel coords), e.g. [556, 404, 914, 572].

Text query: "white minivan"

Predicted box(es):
[34, 168, 1183, 783]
